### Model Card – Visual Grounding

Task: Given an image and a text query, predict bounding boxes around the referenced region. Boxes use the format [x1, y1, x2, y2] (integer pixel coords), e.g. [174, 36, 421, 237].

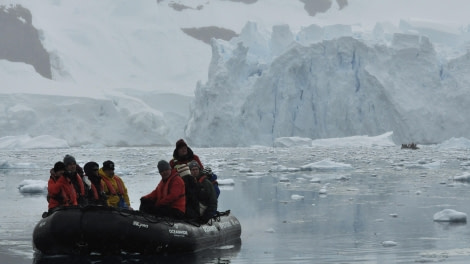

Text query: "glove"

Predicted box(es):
[139, 197, 154, 212]
[198, 215, 210, 224]
[63, 170, 73, 179]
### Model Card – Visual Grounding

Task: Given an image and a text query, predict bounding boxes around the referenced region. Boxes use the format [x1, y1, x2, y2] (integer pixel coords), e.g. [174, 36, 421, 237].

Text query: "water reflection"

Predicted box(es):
[1, 146, 470, 263]
[33, 239, 241, 264]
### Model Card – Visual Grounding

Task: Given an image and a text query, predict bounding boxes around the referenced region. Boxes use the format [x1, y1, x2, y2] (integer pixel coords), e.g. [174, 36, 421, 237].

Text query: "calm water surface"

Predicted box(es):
[1, 145, 470, 263]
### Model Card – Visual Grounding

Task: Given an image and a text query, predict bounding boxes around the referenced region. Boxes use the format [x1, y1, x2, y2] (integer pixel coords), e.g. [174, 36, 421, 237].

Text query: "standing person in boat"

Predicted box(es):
[47, 161, 78, 211]
[63, 154, 89, 206]
[99, 160, 132, 209]
[170, 139, 204, 170]
[139, 160, 186, 219]
[188, 160, 218, 223]
[83, 161, 108, 206]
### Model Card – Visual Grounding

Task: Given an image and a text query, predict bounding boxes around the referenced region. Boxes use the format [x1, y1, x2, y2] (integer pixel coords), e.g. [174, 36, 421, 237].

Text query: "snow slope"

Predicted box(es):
[1, 0, 470, 147]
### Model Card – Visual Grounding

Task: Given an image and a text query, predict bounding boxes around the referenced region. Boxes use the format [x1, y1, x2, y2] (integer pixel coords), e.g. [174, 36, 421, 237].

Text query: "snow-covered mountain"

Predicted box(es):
[1, 0, 470, 148]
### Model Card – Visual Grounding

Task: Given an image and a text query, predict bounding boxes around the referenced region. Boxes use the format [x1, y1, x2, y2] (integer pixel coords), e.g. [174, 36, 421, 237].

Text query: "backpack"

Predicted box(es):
[207, 173, 220, 198]
[201, 167, 220, 198]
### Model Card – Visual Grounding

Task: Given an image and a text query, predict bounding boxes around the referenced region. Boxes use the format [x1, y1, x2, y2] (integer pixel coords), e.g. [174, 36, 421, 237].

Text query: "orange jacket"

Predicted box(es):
[47, 175, 78, 209]
[142, 170, 186, 213]
[170, 150, 204, 170]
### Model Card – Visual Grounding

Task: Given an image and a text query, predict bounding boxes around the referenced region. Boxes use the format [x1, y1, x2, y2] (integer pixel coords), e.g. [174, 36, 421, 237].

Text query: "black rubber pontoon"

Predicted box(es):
[32, 206, 241, 255]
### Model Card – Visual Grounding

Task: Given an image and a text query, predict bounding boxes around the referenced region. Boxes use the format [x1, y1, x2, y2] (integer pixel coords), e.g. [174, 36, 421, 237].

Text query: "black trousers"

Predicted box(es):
[139, 200, 184, 219]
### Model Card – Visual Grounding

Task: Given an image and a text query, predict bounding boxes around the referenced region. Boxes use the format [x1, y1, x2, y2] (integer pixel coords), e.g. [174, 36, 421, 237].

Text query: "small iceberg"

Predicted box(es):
[218, 179, 235, 186]
[18, 179, 47, 194]
[291, 194, 304, 200]
[300, 159, 352, 171]
[433, 209, 467, 223]
[452, 172, 470, 182]
[382, 241, 397, 247]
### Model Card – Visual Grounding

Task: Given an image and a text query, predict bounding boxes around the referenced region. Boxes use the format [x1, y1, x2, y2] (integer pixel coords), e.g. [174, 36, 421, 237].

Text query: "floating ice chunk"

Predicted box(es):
[335, 175, 351, 181]
[18, 179, 47, 194]
[433, 209, 467, 223]
[217, 179, 235, 185]
[265, 228, 276, 233]
[300, 159, 352, 171]
[0, 160, 11, 168]
[269, 165, 300, 172]
[423, 161, 441, 169]
[453, 172, 470, 182]
[382, 241, 397, 247]
[319, 183, 329, 194]
[246, 172, 266, 177]
[291, 194, 304, 200]
[0, 161, 39, 169]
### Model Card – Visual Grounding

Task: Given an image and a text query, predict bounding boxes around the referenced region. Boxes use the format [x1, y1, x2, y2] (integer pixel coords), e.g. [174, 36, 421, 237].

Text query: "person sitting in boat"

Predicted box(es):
[139, 160, 186, 219]
[169, 139, 204, 170]
[178, 164, 200, 220]
[47, 161, 78, 211]
[201, 166, 220, 198]
[188, 161, 218, 223]
[83, 161, 107, 206]
[63, 154, 89, 206]
[99, 160, 132, 209]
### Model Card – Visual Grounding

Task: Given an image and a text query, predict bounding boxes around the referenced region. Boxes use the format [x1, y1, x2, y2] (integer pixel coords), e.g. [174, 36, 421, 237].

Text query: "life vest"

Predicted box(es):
[102, 175, 125, 195]
[48, 188, 75, 206]
[154, 172, 186, 213]
[47, 177, 78, 209]
[89, 184, 99, 200]
[198, 175, 220, 197]
[198, 175, 207, 183]
[74, 173, 85, 196]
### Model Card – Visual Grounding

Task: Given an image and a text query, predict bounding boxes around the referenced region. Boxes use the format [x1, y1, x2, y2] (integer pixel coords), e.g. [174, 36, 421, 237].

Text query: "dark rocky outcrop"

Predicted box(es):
[0, 5, 51, 79]
[301, 0, 349, 16]
[181, 26, 238, 44]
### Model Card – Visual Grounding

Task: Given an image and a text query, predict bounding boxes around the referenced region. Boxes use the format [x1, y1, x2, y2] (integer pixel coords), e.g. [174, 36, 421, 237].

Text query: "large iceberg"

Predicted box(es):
[186, 22, 470, 146]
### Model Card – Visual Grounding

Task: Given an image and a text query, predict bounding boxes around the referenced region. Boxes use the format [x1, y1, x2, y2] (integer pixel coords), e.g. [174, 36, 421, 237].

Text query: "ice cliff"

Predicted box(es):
[186, 22, 470, 146]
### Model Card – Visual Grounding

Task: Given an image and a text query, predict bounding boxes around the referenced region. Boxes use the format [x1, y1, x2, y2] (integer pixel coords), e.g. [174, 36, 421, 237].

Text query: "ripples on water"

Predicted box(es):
[1, 145, 470, 263]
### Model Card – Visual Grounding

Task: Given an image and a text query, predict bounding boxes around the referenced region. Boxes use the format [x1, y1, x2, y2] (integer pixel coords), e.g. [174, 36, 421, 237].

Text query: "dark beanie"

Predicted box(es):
[188, 160, 200, 169]
[63, 154, 76, 166]
[103, 160, 115, 170]
[157, 160, 171, 173]
[84, 161, 99, 176]
[54, 161, 66, 172]
[175, 139, 187, 149]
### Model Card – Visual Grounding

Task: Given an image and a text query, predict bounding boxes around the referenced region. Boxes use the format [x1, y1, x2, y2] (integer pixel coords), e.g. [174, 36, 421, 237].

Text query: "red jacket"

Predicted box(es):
[170, 154, 203, 170]
[47, 175, 78, 209]
[142, 170, 186, 213]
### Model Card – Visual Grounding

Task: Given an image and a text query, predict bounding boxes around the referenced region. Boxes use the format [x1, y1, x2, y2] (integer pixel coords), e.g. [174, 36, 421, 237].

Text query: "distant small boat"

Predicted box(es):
[401, 143, 419, 150]
[32, 206, 242, 255]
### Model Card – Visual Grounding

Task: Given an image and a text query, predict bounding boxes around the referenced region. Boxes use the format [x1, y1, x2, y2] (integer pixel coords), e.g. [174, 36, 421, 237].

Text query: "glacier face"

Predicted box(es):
[186, 23, 470, 147]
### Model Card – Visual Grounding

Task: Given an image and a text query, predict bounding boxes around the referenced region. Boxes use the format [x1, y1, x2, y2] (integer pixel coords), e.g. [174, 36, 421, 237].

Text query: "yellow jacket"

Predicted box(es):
[99, 168, 131, 208]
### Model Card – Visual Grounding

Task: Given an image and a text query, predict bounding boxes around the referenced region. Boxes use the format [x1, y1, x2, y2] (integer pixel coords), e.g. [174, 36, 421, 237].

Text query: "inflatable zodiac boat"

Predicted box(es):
[32, 205, 241, 255]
